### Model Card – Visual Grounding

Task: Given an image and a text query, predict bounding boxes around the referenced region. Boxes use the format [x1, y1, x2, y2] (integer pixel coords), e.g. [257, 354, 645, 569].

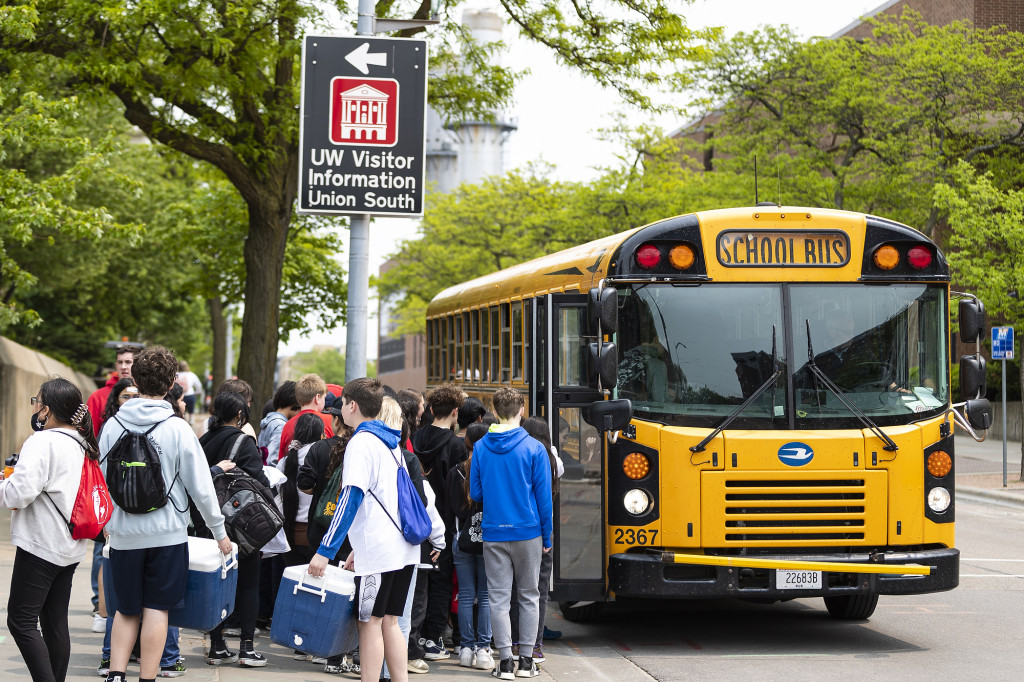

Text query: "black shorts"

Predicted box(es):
[108, 543, 189, 615]
[354, 564, 414, 622]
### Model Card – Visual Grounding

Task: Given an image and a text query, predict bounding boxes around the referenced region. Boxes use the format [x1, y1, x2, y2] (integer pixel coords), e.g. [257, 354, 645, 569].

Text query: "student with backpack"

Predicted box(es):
[197, 391, 273, 667]
[99, 346, 231, 682]
[1, 377, 104, 682]
[309, 378, 423, 682]
[444, 422, 493, 671]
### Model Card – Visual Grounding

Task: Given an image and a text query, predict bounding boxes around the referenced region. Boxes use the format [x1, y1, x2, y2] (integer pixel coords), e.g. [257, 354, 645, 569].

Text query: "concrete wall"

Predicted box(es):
[0, 337, 97, 459]
[983, 400, 1022, 441]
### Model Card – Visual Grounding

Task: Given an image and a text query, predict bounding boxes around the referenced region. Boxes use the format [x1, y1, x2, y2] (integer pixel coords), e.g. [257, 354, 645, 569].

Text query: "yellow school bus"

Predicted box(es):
[425, 205, 991, 620]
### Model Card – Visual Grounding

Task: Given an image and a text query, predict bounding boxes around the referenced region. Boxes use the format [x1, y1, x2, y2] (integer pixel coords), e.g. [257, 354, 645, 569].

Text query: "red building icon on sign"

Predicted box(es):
[330, 77, 399, 146]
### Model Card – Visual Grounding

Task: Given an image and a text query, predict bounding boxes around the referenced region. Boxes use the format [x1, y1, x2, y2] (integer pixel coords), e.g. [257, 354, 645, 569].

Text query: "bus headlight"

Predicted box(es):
[624, 489, 651, 516]
[927, 486, 951, 512]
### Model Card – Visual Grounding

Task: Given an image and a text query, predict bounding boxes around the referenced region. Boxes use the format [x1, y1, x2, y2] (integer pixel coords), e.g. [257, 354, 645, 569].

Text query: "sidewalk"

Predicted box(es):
[0, 508, 630, 682]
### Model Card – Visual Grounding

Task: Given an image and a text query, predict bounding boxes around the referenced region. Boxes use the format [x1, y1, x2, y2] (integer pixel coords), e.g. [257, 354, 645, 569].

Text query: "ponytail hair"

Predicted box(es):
[39, 377, 100, 459]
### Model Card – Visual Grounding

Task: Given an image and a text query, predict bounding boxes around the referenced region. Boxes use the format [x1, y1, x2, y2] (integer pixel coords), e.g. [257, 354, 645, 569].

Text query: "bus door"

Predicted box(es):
[546, 293, 607, 602]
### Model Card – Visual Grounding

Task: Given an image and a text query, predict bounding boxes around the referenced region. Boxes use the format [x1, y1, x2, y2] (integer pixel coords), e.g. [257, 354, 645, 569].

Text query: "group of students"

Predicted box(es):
[1, 344, 565, 682]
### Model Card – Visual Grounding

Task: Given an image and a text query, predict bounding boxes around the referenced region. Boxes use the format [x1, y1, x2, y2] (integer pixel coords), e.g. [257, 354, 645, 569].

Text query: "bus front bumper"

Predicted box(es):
[608, 548, 959, 599]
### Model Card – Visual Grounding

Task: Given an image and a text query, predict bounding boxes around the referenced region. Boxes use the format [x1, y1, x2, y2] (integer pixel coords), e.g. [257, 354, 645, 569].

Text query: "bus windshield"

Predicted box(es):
[615, 283, 948, 429]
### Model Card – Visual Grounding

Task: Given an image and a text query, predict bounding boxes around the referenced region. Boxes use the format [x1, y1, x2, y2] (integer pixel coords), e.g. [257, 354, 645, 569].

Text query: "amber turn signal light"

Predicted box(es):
[927, 451, 952, 477]
[623, 452, 650, 480]
[669, 244, 695, 270]
[873, 245, 900, 270]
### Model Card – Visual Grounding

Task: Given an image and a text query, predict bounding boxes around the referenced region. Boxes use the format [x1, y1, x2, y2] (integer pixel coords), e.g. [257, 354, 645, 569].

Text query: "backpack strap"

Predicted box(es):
[227, 432, 247, 462]
[45, 430, 88, 536]
[365, 486, 403, 536]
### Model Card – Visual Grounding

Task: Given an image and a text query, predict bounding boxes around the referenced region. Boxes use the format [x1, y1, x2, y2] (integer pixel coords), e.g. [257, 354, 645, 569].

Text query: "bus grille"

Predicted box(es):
[701, 472, 887, 547]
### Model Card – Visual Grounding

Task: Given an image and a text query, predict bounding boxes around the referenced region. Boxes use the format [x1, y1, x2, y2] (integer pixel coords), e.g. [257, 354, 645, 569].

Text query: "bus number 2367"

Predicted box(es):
[613, 528, 659, 546]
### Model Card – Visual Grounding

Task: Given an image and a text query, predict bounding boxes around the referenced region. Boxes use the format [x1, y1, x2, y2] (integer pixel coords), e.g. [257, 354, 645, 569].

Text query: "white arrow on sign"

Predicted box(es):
[345, 42, 388, 74]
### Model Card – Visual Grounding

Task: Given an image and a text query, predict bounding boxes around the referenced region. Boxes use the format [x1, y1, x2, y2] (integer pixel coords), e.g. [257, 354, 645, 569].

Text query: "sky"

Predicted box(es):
[278, 0, 885, 361]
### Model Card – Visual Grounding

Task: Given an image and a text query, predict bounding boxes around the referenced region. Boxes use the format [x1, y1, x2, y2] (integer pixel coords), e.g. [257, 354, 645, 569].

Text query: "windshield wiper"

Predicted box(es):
[691, 325, 782, 453]
[804, 320, 898, 452]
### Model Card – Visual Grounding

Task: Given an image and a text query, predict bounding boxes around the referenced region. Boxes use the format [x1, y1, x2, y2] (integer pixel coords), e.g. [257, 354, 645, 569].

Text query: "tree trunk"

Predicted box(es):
[208, 296, 228, 395]
[235, 167, 295, 410]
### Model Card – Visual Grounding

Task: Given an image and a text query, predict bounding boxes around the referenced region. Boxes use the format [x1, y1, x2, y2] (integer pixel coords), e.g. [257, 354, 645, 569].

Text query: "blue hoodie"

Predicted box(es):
[470, 426, 552, 547]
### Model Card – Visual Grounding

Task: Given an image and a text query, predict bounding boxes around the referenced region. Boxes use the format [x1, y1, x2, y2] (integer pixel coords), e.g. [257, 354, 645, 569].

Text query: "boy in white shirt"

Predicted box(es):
[309, 377, 419, 682]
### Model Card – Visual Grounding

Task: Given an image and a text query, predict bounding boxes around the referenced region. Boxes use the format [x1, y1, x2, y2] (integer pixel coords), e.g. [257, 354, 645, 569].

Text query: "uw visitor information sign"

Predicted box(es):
[298, 35, 427, 216]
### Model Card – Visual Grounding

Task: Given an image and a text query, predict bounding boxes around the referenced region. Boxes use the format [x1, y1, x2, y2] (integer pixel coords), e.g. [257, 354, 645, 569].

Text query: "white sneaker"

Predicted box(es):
[312, 656, 328, 664]
[474, 648, 495, 670]
[459, 647, 475, 667]
[91, 612, 106, 634]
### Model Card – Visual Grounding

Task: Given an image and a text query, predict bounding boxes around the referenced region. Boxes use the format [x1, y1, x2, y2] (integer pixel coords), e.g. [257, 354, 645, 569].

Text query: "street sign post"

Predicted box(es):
[298, 35, 427, 216]
[992, 326, 1014, 487]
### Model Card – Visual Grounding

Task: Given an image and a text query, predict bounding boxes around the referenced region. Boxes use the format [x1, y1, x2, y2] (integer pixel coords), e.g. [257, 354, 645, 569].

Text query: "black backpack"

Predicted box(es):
[104, 416, 178, 514]
[213, 466, 284, 558]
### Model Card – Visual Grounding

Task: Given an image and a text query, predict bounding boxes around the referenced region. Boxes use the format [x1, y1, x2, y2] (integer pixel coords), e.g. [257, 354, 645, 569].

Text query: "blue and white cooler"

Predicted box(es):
[271, 564, 358, 657]
[167, 537, 238, 631]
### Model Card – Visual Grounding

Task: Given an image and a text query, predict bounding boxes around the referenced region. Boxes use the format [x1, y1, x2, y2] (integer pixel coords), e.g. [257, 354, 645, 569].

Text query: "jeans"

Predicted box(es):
[7, 547, 78, 682]
[91, 540, 103, 610]
[453, 538, 491, 650]
[100, 556, 179, 665]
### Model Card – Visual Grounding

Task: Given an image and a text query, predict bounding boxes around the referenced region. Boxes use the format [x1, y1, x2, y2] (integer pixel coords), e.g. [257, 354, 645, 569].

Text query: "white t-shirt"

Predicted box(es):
[343, 431, 419, 576]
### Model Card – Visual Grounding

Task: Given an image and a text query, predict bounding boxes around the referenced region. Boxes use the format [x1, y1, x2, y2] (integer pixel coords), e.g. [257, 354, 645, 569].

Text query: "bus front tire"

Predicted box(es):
[558, 600, 604, 623]
[824, 593, 878, 620]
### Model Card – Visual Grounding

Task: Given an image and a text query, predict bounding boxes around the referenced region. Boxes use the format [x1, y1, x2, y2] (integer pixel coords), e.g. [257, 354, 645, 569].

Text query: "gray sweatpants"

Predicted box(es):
[484, 537, 543, 661]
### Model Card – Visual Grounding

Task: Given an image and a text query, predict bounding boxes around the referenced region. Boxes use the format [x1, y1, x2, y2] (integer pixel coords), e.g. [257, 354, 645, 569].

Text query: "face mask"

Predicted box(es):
[31, 411, 46, 431]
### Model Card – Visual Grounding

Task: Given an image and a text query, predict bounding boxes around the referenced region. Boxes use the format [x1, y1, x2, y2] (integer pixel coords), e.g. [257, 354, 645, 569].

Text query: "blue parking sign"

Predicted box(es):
[992, 326, 1014, 360]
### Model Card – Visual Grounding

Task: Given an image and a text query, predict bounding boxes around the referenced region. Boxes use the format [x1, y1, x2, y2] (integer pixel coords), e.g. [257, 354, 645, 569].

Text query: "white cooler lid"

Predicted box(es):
[283, 563, 356, 596]
[185, 536, 238, 571]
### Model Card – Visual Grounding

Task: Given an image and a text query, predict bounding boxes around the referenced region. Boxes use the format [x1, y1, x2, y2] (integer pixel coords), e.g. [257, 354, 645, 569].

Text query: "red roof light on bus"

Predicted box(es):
[636, 244, 661, 269]
[908, 246, 932, 270]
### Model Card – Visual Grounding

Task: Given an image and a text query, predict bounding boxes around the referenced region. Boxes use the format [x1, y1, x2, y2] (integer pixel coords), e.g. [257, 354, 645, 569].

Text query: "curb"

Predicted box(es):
[958, 485, 1024, 509]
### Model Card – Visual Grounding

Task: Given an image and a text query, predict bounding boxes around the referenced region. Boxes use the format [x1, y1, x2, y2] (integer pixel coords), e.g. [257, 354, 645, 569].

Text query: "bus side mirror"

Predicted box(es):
[588, 342, 618, 389]
[588, 286, 617, 334]
[959, 298, 985, 344]
[959, 355, 986, 400]
[583, 399, 632, 432]
[965, 398, 992, 431]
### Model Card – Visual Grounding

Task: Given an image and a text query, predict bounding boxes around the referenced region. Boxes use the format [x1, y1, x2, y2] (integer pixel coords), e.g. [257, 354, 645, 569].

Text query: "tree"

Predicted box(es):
[284, 347, 376, 384]
[934, 161, 1024, 480]
[683, 11, 1024, 236]
[2, 0, 715, 406]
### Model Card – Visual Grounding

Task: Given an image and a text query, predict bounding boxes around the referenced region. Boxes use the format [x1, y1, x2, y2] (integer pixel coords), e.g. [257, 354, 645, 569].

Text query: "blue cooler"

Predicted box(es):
[167, 537, 238, 631]
[271, 564, 358, 657]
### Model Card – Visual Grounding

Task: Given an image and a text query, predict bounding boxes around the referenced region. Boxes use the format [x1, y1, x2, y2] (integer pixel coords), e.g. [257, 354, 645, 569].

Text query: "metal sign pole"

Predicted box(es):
[1003, 357, 1007, 488]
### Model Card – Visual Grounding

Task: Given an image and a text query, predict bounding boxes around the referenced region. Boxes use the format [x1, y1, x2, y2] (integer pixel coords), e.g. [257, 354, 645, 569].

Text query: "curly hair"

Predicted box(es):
[426, 383, 464, 420]
[131, 346, 178, 397]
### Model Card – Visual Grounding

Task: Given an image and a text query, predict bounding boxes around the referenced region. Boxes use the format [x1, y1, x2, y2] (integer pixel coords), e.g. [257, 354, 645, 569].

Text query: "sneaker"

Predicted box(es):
[543, 626, 562, 641]
[105, 674, 127, 682]
[516, 656, 539, 678]
[407, 658, 429, 674]
[223, 627, 241, 637]
[238, 649, 268, 667]
[293, 650, 311, 661]
[422, 638, 449, 660]
[532, 645, 546, 663]
[159, 658, 187, 677]
[92, 612, 106, 633]
[459, 646, 475, 667]
[473, 648, 495, 670]
[96, 658, 110, 677]
[511, 643, 520, 658]
[492, 657, 516, 680]
[312, 657, 328, 664]
[324, 662, 344, 674]
[206, 648, 238, 665]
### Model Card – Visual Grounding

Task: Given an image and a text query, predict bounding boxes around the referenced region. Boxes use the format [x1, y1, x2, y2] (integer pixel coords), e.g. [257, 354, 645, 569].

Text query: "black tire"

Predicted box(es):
[558, 600, 604, 623]
[824, 593, 878, 620]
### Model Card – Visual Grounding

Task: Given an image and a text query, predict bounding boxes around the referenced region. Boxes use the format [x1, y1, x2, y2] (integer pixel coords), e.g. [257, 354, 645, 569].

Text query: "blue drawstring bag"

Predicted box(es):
[365, 441, 431, 546]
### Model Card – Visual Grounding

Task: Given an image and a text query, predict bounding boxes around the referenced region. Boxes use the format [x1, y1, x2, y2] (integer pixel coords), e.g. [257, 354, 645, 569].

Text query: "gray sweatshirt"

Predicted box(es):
[99, 399, 226, 550]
